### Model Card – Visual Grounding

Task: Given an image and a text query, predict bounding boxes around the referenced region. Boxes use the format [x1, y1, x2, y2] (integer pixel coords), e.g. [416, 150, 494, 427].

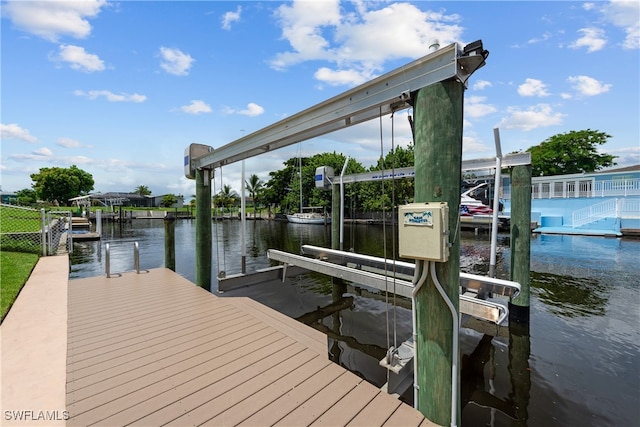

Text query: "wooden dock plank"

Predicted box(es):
[385, 403, 430, 427]
[199, 356, 332, 426]
[141, 345, 317, 426]
[100, 342, 309, 426]
[65, 268, 431, 426]
[347, 391, 402, 426]
[274, 370, 363, 426]
[67, 311, 254, 372]
[67, 320, 265, 394]
[228, 296, 328, 357]
[237, 362, 346, 426]
[69, 334, 293, 425]
[310, 383, 380, 426]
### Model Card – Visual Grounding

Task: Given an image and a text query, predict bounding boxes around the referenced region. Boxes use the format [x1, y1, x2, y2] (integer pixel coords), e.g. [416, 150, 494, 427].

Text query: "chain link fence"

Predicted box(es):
[0, 204, 73, 255]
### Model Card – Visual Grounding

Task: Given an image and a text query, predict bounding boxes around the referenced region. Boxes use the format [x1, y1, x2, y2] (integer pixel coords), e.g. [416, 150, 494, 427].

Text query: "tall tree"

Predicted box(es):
[30, 165, 94, 204]
[245, 174, 264, 218]
[526, 129, 616, 176]
[134, 185, 152, 196]
[15, 188, 37, 206]
[213, 185, 239, 213]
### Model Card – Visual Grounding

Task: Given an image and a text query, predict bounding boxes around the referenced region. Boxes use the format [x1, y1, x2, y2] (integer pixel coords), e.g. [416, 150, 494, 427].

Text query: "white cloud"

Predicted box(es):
[518, 78, 550, 97]
[33, 147, 52, 157]
[222, 6, 242, 31]
[498, 104, 565, 131]
[159, 47, 194, 76]
[463, 134, 491, 156]
[56, 137, 83, 148]
[238, 103, 265, 117]
[0, 123, 38, 143]
[607, 145, 640, 167]
[314, 67, 373, 86]
[53, 44, 105, 72]
[569, 27, 607, 52]
[1, 0, 106, 42]
[527, 31, 552, 45]
[600, 0, 640, 50]
[223, 103, 265, 117]
[472, 80, 492, 90]
[567, 75, 612, 96]
[465, 96, 497, 118]
[270, 1, 464, 86]
[181, 100, 212, 115]
[74, 90, 147, 103]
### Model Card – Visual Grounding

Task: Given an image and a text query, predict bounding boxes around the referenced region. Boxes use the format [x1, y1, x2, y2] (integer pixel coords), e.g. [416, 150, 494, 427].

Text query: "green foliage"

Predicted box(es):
[15, 189, 37, 206]
[262, 146, 421, 214]
[161, 194, 178, 207]
[359, 142, 415, 211]
[1, 251, 39, 321]
[213, 185, 239, 211]
[134, 185, 152, 196]
[245, 174, 264, 218]
[526, 129, 616, 176]
[30, 165, 94, 204]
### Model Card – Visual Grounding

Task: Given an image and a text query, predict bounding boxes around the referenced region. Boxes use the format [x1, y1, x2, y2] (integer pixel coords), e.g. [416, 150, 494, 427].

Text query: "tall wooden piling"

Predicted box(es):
[195, 168, 212, 290]
[164, 213, 176, 271]
[412, 79, 464, 425]
[509, 164, 532, 323]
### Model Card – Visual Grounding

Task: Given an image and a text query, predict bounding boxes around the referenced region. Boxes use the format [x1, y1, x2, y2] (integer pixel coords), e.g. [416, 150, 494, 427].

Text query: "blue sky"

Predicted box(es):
[1, 0, 638, 199]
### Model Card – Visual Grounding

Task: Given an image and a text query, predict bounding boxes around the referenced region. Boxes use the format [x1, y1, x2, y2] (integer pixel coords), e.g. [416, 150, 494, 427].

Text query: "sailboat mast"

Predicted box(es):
[298, 148, 303, 212]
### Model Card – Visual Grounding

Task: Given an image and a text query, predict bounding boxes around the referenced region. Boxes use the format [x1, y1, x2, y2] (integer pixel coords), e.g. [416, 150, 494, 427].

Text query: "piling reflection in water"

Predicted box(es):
[69, 219, 640, 426]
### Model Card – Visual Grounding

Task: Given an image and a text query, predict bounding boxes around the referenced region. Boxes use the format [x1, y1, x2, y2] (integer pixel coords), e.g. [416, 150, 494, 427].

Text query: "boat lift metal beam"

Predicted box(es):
[267, 247, 519, 324]
[194, 42, 487, 170]
[337, 152, 531, 185]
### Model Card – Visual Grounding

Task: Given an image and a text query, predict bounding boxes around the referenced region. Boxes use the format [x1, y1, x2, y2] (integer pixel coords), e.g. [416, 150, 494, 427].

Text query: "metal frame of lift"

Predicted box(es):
[266, 245, 520, 397]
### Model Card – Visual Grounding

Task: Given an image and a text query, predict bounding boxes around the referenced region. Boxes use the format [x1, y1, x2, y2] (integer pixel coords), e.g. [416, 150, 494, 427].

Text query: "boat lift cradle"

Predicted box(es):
[266, 245, 520, 397]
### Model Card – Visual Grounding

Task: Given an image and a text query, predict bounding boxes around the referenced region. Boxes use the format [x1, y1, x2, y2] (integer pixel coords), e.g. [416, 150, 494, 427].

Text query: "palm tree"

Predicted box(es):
[133, 185, 152, 196]
[245, 174, 264, 218]
[213, 185, 239, 215]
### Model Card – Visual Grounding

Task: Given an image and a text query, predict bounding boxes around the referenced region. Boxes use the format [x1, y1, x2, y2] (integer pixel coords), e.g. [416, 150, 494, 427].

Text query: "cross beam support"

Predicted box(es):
[194, 42, 487, 170]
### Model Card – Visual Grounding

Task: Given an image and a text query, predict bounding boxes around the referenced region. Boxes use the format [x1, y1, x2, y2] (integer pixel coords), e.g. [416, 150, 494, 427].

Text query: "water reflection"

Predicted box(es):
[68, 220, 640, 426]
[532, 271, 609, 318]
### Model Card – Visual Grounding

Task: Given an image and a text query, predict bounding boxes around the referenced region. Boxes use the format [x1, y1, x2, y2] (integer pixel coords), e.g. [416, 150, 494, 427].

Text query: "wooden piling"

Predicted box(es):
[412, 79, 463, 425]
[195, 168, 212, 290]
[164, 213, 176, 271]
[509, 164, 532, 323]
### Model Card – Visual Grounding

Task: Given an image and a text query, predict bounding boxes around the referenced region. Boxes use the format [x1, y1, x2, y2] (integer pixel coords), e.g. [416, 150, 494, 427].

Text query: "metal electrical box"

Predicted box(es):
[398, 202, 449, 262]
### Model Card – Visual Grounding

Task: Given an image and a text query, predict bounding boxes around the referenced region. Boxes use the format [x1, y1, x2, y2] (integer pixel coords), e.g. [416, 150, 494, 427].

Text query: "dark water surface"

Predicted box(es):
[70, 219, 640, 426]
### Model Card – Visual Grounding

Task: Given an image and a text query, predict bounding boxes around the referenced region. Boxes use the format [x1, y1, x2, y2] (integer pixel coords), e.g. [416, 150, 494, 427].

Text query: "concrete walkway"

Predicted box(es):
[1, 255, 69, 426]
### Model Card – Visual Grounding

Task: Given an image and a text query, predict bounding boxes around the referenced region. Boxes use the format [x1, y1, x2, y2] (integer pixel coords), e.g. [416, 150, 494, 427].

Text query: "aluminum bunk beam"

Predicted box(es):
[267, 247, 517, 325]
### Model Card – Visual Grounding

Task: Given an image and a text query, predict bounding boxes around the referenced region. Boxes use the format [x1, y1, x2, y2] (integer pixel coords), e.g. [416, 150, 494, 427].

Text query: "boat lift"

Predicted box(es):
[266, 244, 520, 397]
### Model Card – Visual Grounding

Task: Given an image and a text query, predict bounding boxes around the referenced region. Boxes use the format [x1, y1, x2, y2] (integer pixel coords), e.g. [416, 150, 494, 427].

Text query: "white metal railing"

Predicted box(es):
[619, 198, 640, 219]
[596, 178, 640, 197]
[572, 199, 618, 227]
[502, 178, 640, 200]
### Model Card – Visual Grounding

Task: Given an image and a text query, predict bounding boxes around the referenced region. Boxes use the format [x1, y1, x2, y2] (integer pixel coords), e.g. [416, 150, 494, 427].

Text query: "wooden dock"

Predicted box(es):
[67, 268, 437, 426]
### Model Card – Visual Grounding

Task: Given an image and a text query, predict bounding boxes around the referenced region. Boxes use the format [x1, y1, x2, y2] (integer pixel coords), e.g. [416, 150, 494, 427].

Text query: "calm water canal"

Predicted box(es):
[69, 219, 640, 426]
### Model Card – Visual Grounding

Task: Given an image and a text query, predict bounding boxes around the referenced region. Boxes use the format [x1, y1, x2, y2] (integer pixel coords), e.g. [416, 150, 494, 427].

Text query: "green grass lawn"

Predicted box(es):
[0, 205, 42, 233]
[1, 251, 39, 322]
